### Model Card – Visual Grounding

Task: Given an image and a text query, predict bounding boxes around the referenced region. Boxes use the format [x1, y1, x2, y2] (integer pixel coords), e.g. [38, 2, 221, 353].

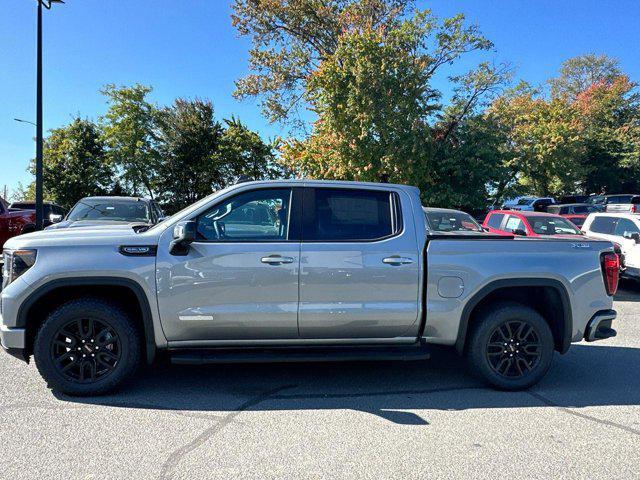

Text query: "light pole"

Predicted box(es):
[34, 0, 64, 230]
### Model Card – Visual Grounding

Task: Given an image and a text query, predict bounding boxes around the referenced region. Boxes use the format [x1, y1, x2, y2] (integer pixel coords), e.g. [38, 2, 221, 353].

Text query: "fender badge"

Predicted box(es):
[571, 243, 591, 249]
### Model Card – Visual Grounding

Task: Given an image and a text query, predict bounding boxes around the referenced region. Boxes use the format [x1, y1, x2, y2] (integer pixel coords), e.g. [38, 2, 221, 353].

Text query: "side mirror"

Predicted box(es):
[624, 231, 640, 244]
[512, 228, 527, 236]
[49, 213, 63, 224]
[170, 220, 197, 256]
[482, 226, 490, 232]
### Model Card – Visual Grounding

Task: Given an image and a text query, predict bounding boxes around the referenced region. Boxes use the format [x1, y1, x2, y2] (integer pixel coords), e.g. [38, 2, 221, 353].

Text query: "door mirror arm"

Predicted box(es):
[170, 220, 197, 256]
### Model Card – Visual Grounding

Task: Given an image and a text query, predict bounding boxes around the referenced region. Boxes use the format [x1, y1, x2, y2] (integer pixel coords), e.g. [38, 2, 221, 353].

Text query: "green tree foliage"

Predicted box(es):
[154, 101, 284, 213]
[489, 56, 640, 198]
[550, 54, 623, 102]
[40, 118, 114, 208]
[218, 117, 288, 182]
[154, 98, 225, 212]
[18, 118, 114, 208]
[573, 73, 640, 193]
[101, 84, 159, 198]
[253, 1, 503, 208]
[231, 0, 478, 126]
[488, 83, 585, 197]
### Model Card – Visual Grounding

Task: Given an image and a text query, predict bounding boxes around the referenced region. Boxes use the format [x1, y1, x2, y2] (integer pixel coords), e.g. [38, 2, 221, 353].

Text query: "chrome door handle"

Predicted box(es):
[382, 256, 413, 265]
[261, 255, 295, 265]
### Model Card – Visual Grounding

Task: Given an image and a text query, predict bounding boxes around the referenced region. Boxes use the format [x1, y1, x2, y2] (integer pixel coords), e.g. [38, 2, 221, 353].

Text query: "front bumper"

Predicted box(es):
[0, 325, 28, 361]
[584, 309, 617, 342]
[0, 298, 28, 361]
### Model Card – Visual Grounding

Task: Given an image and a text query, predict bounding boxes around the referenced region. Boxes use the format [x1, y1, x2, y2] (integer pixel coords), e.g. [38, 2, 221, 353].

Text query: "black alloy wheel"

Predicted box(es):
[50, 318, 121, 383]
[485, 320, 541, 378]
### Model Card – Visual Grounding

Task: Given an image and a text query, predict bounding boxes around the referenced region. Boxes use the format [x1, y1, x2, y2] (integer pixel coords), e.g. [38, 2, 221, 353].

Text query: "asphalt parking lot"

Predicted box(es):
[1, 282, 639, 480]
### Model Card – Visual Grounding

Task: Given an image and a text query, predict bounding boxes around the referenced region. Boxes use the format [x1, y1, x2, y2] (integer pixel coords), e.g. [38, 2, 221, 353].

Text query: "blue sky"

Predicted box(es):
[2, 0, 639, 198]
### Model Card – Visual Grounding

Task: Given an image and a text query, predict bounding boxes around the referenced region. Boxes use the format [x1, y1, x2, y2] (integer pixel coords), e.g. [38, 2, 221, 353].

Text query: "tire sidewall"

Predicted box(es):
[34, 299, 141, 396]
[468, 303, 554, 391]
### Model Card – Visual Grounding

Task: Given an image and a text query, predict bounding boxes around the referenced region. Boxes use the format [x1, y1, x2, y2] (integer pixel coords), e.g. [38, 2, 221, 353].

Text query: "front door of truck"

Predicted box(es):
[298, 187, 421, 339]
[156, 187, 302, 342]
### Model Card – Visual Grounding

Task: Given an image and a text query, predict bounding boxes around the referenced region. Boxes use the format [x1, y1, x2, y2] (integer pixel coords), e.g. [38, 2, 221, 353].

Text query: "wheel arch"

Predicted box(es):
[18, 277, 156, 364]
[455, 278, 572, 355]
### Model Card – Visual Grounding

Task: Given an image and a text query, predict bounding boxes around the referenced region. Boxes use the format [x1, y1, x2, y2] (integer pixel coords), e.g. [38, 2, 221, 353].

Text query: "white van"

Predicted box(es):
[582, 212, 640, 279]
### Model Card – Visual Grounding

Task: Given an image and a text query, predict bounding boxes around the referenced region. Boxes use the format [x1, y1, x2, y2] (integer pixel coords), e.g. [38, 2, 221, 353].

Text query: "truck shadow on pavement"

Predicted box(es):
[58, 343, 640, 427]
[616, 279, 640, 302]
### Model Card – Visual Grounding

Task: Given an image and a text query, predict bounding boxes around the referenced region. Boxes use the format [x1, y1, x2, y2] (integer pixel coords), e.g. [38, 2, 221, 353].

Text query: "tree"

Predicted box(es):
[154, 100, 285, 213]
[488, 83, 585, 197]
[40, 118, 114, 208]
[232, 0, 490, 128]
[101, 84, 158, 197]
[218, 117, 287, 181]
[573, 75, 640, 193]
[550, 54, 623, 101]
[154, 98, 224, 212]
[275, 4, 500, 211]
[18, 118, 113, 208]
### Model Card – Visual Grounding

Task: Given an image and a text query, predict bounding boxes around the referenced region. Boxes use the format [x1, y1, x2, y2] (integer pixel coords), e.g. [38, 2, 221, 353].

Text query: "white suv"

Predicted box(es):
[583, 212, 640, 280]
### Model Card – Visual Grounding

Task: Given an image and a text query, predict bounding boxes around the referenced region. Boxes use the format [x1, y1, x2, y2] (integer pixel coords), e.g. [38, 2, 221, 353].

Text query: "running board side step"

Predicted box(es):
[169, 345, 430, 365]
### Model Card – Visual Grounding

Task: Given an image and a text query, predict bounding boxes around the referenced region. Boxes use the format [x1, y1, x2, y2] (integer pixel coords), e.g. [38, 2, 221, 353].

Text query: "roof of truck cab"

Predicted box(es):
[588, 212, 640, 219]
[239, 178, 415, 188]
[489, 210, 563, 218]
[80, 196, 151, 202]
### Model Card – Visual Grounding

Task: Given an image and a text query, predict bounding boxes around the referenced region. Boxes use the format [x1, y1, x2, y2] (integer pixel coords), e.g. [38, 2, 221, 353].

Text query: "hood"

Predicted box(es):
[3, 223, 163, 250]
[46, 219, 149, 230]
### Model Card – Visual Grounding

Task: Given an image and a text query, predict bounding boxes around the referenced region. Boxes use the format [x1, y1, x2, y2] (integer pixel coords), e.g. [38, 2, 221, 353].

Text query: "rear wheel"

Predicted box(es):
[467, 302, 554, 390]
[34, 298, 141, 396]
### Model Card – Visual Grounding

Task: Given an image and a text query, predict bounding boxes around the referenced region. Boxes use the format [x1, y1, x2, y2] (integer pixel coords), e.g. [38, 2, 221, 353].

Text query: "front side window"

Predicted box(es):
[613, 218, 640, 237]
[304, 188, 396, 241]
[504, 215, 526, 232]
[197, 188, 291, 242]
[589, 216, 617, 234]
[529, 216, 580, 235]
[486, 213, 505, 229]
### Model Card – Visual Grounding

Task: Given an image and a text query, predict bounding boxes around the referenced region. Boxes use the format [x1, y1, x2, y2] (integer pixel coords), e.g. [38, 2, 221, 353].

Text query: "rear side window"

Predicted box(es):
[303, 188, 398, 241]
[504, 215, 525, 232]
[613, 218, 640, 237]
[486, 213, 505, 229]
[589, 216, 617, 234]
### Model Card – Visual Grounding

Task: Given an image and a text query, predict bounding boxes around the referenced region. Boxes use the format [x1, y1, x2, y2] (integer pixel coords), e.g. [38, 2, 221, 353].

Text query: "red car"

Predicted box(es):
[546, 203, 600, 228]
[483, 210, 583, 238]
[0, 201, 66, 248]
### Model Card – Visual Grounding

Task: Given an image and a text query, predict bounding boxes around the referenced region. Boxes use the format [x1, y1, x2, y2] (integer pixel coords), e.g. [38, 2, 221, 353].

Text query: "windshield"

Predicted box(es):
[425, 210, 482, 232]
[587, 196, 604, 205]
[529, 216, 581, 235]
[67, 200, 151, 223]
[517, 198, 535, 206]
[572, 205, 597, 214]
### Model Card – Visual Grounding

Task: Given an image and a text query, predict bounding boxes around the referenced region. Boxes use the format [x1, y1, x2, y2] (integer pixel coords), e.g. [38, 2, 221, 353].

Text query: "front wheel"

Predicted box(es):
[466, 302, 554, 390]
[34, 298, 142, 396]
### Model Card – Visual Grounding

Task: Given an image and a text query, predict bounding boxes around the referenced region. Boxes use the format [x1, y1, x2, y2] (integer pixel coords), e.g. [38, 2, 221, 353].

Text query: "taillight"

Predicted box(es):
[601, 252, 619, 296]
[633, 205, 638, 213]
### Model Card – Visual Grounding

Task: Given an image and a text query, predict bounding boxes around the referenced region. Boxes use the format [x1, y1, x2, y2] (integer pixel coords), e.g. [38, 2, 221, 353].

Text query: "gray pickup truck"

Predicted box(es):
[1, 180, 619, 395]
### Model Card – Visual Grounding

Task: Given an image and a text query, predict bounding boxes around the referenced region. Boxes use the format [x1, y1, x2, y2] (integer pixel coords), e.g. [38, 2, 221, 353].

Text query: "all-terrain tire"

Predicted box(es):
[467, 301, 554, 391]
[34, 297, 141, 396]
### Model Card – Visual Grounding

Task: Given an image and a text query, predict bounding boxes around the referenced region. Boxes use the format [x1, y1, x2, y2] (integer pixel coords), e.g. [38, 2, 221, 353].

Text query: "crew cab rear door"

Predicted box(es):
[298, 186, 421, 339]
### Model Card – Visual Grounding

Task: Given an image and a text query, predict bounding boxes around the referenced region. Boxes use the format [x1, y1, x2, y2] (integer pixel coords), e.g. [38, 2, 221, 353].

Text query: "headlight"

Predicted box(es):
[2, 249, 37, 289]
